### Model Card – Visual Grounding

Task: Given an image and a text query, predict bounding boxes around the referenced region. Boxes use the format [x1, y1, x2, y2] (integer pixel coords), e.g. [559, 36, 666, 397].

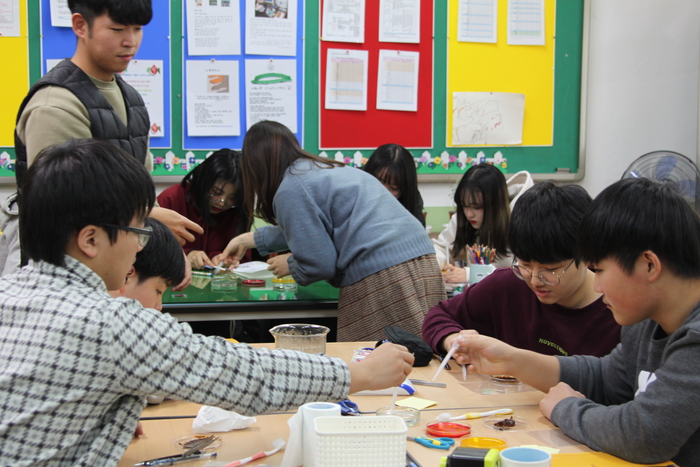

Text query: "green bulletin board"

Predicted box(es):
[0, 0, 585, 182]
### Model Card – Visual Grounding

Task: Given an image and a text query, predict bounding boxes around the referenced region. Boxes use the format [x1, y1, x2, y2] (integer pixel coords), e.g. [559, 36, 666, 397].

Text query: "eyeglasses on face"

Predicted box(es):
[100, 224, 153, 247]
[207, 187, 236, 206]
[510, 258, 576, 286]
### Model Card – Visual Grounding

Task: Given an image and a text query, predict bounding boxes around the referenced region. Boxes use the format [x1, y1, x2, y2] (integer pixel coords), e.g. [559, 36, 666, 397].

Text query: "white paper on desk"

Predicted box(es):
[232, 261, 274, 279]
[192, 406, 256, 433]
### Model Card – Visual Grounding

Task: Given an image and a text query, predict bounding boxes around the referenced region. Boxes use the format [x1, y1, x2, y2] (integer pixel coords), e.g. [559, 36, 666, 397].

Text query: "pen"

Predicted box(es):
[409, 379, 447, 388]
[134, 452, 217, 466]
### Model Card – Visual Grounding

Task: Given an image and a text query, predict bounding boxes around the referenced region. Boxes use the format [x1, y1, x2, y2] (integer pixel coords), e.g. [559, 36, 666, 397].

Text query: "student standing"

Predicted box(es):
[423, 182, 620, 358]
[433, 164, 533, 283]
[158, 149, 253, 270]
[3, 0, 201, 276]
[0, 138, 414, 466]
[364, 143, 426, 227]
[221, 121, 445, 342]
[454, 178, 700, 465]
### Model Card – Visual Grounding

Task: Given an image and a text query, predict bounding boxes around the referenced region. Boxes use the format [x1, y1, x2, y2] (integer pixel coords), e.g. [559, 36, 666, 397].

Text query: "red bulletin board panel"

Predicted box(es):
[319, 0, 434, 150]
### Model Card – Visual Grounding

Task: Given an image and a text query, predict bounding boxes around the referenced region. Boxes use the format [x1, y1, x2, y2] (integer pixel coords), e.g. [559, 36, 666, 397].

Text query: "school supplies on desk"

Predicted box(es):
[467, 245, 496, 265]
[407, 436, 455, 450]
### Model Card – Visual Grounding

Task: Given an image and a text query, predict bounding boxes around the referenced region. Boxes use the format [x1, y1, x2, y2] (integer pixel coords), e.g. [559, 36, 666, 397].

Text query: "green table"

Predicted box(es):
[162, 276, 339, 322]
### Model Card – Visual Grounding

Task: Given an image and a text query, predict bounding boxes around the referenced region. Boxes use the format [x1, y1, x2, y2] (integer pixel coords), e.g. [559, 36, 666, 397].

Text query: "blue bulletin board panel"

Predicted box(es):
[180, 0, 305, 152]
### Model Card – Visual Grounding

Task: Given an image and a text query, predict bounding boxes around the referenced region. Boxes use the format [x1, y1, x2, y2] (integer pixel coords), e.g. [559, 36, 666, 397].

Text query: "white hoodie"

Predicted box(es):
[432, 170, 534, 270]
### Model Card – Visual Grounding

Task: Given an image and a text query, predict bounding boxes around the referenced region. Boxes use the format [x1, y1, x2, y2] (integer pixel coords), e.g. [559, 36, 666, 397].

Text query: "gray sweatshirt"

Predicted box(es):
[552, 302, 700, 465]
[254, 159, 434, 287]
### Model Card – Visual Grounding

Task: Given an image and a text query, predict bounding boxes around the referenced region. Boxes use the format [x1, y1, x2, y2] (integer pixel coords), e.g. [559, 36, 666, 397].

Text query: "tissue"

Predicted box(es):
[281, 402, 341, 467]
[192, 406, 257, 433]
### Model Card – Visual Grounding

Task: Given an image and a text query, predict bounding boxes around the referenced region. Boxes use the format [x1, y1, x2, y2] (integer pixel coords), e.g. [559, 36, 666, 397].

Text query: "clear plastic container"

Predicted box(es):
[210, 272, 238, 291]
[272, 275, 298, 292]
[269, 323, 330, 354]
[374, 406, 420, 426]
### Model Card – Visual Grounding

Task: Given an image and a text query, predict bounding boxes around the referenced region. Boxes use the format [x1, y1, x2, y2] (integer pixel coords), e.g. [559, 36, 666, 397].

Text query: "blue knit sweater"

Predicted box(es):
[254, 159, 434, 287]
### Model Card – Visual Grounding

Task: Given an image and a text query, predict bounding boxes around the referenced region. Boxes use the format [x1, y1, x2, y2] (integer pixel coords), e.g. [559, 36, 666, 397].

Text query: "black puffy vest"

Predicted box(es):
[14, 59, 149, 186]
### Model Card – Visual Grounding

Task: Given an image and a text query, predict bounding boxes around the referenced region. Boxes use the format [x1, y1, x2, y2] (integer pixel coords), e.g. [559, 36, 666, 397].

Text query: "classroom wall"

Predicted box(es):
[415, 0, 700, 233]
[1, 0, 699, 235]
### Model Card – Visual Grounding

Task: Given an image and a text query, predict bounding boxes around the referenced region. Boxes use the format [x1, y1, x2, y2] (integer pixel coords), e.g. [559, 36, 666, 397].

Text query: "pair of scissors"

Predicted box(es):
[335, 399, 361, 416]
[407, 436, 455, 450]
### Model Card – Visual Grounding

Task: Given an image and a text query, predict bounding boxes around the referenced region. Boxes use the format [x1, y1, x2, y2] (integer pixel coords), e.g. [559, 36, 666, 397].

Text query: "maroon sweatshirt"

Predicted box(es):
[422, 268, 621, 357]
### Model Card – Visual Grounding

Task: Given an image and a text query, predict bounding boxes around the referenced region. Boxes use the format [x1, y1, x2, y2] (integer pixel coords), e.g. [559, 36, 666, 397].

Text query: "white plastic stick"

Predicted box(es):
[389, 386, 398, 415]
[431, 341, 459, 381]
[461, 364, 467, 381]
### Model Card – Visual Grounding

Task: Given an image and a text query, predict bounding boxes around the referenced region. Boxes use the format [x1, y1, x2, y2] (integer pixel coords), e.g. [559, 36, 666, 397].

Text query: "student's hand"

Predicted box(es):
[449, 330, 518, 375]
[348, 343, 414, 394]
[540, 382, 585, 420]
[220, 232, 256, 268]
[187, 250, 215, 270]
[442, 264, 467, 283]
[267, 253, 292, 277]
[149, 207, 204, 245]
[171, 252, 192, 291]
[134, 422, 144, 438]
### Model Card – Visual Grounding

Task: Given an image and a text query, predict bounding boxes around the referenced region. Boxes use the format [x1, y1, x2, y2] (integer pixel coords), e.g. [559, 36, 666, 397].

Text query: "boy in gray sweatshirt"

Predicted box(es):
[450, 177, 700, 466]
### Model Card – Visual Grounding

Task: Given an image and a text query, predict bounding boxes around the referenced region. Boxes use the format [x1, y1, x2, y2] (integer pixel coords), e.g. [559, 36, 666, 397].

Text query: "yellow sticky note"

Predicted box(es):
[397, 397, 437, 410]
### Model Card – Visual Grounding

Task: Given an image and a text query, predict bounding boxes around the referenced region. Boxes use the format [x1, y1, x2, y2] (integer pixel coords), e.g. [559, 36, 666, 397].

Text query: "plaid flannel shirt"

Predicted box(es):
[0, 256, 349, 466]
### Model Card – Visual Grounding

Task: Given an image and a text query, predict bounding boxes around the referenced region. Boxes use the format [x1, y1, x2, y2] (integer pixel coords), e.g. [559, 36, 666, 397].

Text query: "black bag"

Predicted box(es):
[376, 325, 434, 367]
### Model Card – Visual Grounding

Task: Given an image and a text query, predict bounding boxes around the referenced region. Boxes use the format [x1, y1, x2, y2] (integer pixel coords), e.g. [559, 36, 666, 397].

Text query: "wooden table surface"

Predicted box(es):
[118, 342, 660, 467]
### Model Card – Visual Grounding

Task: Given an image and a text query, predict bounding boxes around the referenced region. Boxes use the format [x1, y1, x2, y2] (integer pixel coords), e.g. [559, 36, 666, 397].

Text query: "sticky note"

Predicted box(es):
[397, 396, 437, 410]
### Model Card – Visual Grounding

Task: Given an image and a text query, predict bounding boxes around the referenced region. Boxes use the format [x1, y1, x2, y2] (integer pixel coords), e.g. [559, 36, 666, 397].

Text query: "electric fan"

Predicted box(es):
[621, 150, 700, 213]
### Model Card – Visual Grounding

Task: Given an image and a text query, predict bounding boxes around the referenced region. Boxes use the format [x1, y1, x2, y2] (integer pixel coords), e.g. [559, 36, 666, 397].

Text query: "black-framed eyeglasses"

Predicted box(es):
[510, 257, 576, 286]
[100, 224, 152, 247]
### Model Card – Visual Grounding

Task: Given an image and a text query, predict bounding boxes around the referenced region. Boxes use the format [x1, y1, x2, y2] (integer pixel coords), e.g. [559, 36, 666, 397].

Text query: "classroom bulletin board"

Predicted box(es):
[0, 0, 586, 182]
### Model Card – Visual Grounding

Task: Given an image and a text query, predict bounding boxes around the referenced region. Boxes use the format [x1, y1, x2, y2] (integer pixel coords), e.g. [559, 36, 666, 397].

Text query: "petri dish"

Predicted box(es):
[375, 406, 420, 426]
[482, 415, 530, 432]
[425, 421, 471, 438]
[460, 436, 507, 450]
[490, 375, 523, 393]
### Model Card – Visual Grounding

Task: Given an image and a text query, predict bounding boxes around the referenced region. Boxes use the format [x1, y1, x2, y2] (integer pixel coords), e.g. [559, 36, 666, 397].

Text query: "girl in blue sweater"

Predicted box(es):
[220, 121, 445, 341]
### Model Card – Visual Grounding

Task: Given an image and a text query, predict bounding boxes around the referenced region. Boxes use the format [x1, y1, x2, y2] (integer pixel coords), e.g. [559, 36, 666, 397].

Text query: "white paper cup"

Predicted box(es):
[500, 447, 551, 467]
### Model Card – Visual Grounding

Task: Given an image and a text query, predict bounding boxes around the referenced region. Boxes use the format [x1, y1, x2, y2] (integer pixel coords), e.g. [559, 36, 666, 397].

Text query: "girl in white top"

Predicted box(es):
[434, 165, 533, 283]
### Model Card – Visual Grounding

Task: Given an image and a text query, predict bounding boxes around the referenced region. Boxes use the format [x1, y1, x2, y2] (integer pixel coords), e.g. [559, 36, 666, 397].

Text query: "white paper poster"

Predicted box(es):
[458, 0, 497, 43]
[452, 92, 525, 145]
[186, 60, 240, 136]
[186, 0, 241, 56]
[121, 60, 165, 138]
[0, 0, 21, 37]
[378, 0, 420, 44]
[376, 50, 419, 112]
[507, 0, 545, 46]
[325, 49, 368, 111]
[322, 0, 365, 43]
[245, 0, 297, 56]
[45, 59, 62, 73]
[50, 0, 72, 27]
[245, 59, 297, 131]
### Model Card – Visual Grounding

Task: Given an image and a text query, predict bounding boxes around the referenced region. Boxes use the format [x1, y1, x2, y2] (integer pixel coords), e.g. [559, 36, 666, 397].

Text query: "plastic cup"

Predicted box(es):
[499, 447, 551, 467]
[468, 264, 495, 285]
[210, 273, 238, 291]
[272, 276, 297, 292]
[269, 323, 330, 354]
